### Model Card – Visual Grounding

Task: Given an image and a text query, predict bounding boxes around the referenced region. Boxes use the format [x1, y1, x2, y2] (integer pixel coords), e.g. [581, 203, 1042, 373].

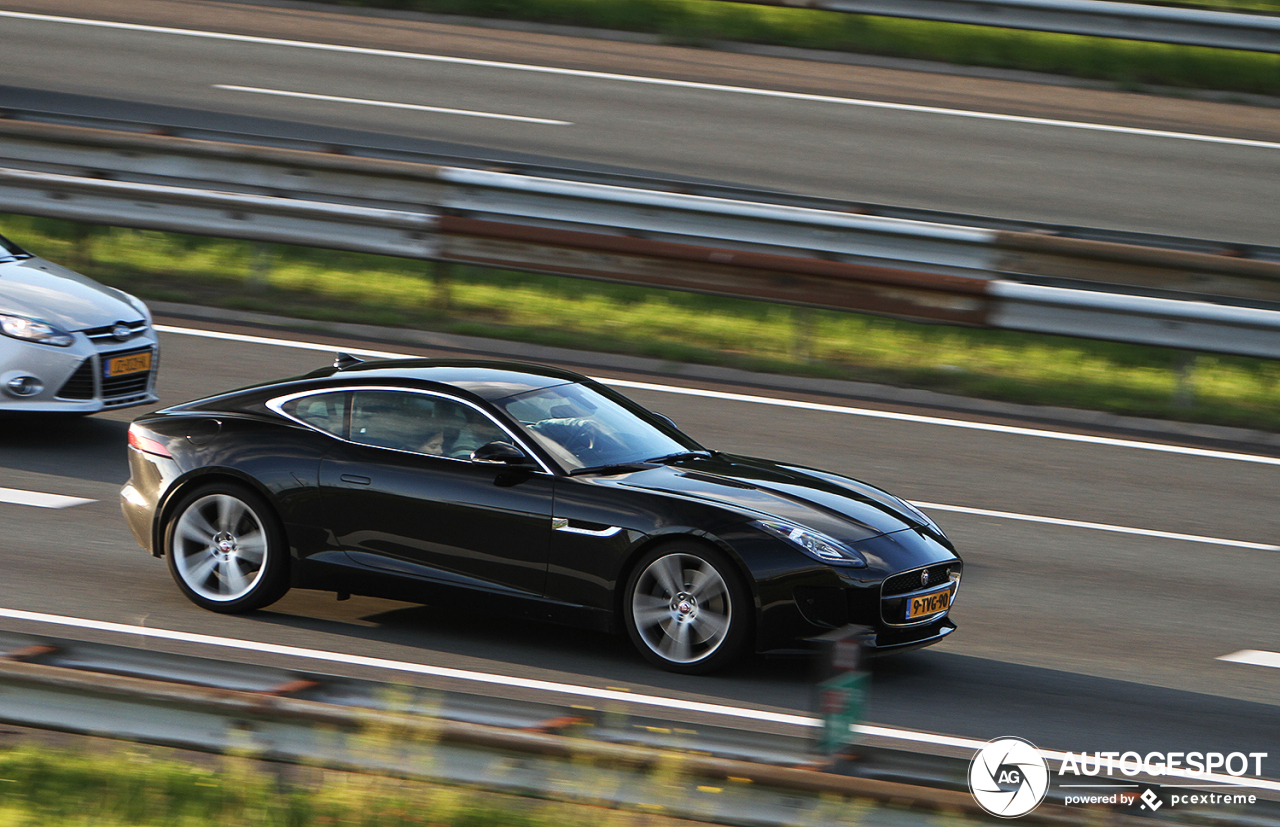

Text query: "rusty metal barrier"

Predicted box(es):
[721, 0, 1280, 53]
[0, 118, 1278, 358]
[0, 651, 1189, 827]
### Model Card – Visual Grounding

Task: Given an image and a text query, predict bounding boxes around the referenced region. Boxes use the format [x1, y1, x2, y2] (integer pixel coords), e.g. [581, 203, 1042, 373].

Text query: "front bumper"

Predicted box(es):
[750, 542, 962, 655]
[860, 616, 957, 655]
[0, 324, 159, 413]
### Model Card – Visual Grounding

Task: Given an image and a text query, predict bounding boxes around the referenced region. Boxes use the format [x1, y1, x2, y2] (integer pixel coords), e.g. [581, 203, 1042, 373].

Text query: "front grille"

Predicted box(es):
[880, 562, 961, 626]
[82, 320, 149, 342]
[881, 563, 958, 597]
[104, 393, 151, 408]
[55, 360, 95, 399]
[101, 347, 154, 400]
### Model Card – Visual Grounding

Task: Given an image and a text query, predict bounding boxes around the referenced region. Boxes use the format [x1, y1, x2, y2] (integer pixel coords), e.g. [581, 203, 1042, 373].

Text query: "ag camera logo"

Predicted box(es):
[969, 737, 1051, 818]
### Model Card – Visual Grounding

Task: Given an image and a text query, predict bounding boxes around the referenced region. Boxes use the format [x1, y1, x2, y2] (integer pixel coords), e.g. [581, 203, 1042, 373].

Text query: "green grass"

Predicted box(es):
[5, 215, 1280, 432]
[0, 742, 700, 827]
[325, 0, 1280, 96]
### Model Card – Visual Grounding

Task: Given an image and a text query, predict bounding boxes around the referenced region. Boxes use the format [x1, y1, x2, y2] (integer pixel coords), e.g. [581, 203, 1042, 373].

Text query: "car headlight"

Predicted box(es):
[0, 314, 74, 347]
[754, 519, 867, 567]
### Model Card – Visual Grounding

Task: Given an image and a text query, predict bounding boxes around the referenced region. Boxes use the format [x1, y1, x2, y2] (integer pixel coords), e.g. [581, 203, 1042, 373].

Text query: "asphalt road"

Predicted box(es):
[0, 0, 1278, 781]
[0, 0, 1277, 245]
[1, 317, 1277, 771]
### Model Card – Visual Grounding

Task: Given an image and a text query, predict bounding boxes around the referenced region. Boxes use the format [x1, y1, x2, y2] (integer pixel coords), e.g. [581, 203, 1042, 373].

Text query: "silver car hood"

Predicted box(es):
[0, 257, 143, 331]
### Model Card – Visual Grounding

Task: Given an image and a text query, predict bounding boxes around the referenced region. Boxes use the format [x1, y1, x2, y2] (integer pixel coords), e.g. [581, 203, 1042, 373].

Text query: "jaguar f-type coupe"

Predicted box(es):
[122, 357, 961, 672]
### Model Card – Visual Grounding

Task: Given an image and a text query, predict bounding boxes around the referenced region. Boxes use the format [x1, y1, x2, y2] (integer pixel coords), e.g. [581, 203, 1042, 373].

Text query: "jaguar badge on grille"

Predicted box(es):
[921, 569, 930, 587]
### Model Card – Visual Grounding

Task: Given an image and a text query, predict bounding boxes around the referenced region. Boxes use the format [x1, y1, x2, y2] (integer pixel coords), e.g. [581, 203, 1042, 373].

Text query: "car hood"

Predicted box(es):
[614, 453, 933, 545]
[0, 257, 143, 331]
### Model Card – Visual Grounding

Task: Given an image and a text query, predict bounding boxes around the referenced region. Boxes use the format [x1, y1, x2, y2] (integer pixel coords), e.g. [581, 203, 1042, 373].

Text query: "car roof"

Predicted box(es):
[309, 358, 584, 401]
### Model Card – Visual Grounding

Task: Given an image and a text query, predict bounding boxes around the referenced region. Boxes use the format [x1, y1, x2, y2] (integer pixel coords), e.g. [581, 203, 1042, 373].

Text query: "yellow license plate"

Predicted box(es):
[906, 588, 950, 619]
[105, 351, 152, 377]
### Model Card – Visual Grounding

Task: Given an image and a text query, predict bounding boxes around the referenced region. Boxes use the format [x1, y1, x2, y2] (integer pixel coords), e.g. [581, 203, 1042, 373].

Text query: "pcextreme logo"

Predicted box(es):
[968, 737, 1051, 818]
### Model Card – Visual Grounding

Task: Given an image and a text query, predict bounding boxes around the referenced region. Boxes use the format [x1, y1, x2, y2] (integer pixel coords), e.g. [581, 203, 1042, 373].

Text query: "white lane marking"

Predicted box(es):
[1218, 650, 1280, 669]
[0, 607, 813, 727]
[605, 377, 1280, 467]
[911, 502, 1279, 551]
[1, 607, 1276, 791]
[155, 324, 1280, 467]
[214, 85, 571, 125]
[0, 487, 95, 509]
[3, 10, 1277, 152]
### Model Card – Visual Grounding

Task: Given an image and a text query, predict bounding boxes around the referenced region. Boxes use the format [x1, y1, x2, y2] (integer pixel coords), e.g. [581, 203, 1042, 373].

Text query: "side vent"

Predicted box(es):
[333, 352, 366, 370]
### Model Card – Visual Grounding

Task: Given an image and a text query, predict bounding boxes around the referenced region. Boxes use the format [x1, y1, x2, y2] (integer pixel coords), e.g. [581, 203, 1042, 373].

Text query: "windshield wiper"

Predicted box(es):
[644, 450, 712, 464]
[567, 461, 655, 476]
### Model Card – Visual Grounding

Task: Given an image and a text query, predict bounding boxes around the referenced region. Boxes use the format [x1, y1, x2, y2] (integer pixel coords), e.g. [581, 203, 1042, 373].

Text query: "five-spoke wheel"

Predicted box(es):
[165, 484, 289, 613]
[624, 543, 749, 673]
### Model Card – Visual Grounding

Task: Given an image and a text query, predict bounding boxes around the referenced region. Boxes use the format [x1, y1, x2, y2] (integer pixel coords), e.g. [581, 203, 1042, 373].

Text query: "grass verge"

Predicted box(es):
[324, 0, 1280, 97]
[0, 741, 704, 827]
[4, 214, 1279, 432]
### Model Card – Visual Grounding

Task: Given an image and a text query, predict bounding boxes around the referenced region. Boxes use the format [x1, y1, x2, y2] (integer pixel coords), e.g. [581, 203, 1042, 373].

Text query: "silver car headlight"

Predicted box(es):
[0, 314, 74, 347]
[754, 519, 867, 567]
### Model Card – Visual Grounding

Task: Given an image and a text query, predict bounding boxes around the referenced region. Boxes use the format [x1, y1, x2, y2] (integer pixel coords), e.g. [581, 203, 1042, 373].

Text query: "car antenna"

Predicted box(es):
[333, 352, 366, 369]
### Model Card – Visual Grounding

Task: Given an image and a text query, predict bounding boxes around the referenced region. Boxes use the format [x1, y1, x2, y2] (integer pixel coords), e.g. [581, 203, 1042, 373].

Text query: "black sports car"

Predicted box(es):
[121, 357, 961, 673]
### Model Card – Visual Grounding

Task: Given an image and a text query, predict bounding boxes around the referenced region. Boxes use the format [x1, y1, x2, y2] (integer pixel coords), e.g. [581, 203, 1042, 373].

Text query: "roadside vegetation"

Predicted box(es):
[0, 742, 702, 827]
[325, 0, 1280, 97]
[6, 215, 1278, 432]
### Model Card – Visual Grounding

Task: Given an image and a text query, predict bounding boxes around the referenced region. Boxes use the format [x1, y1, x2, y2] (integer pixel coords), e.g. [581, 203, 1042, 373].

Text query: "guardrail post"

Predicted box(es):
[432, 260, 453, 312]
[68, 220, 97, 274]
[245, 241, 275, 291]
[1173, 351, 1197, 409]
[790, 307, 816, 363]
[812, 625, 871, 760]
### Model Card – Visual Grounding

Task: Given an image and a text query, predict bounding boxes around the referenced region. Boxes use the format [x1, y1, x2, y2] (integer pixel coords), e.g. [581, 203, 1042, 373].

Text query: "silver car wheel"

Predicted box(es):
[630, 552, 732, 665]
[172, 493, 268, 602]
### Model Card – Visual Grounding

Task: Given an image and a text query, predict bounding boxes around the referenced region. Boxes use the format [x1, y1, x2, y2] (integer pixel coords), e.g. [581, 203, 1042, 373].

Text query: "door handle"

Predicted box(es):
[340, 474, 372, 485]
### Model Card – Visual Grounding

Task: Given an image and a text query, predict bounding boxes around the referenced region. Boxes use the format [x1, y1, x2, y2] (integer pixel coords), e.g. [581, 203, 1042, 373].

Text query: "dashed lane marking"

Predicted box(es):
[0, 487, 95, 509]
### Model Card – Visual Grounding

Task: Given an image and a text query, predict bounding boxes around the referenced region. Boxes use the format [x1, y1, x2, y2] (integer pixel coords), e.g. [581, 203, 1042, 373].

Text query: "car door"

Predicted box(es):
[315, 388, 555, 597]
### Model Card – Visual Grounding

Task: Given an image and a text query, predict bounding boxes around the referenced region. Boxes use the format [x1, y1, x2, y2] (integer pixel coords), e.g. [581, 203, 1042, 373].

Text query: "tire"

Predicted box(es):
[622, 541, 752, 674]
[164, 483, 290, 613]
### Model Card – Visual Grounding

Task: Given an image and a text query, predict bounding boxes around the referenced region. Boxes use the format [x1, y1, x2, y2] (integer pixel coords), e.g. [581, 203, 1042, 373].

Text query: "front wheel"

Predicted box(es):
[623, 542, 751, 674]
[164, 483, 290, 613]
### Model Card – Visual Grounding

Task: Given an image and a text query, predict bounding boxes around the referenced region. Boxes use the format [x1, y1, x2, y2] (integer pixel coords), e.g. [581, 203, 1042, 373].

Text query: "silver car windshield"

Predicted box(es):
[0, 235, 30, 262]
[496, 382, 700, 471]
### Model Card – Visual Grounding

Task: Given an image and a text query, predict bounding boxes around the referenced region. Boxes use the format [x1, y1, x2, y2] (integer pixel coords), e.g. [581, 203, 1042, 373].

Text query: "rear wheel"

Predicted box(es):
[164, 483, 289, 613]
[623, 542, 751, 674]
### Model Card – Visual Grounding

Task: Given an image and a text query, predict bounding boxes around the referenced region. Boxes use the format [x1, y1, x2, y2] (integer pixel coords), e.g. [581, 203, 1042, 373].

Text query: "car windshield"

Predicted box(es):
[0, 234, 30, 262]
[495, 382, 701, 471]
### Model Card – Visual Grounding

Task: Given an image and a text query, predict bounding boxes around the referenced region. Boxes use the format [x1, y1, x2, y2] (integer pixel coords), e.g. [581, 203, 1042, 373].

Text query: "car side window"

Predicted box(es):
[348, 390, 506, 459]
[282, 392, 348, 437]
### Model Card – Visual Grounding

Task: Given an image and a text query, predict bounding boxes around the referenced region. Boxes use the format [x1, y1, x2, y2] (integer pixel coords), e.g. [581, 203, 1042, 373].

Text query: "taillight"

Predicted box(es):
[128, 425, 172, 458]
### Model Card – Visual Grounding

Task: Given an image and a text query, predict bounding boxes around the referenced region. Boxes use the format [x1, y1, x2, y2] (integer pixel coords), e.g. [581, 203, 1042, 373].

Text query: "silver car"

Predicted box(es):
[0, 234, 158, 414]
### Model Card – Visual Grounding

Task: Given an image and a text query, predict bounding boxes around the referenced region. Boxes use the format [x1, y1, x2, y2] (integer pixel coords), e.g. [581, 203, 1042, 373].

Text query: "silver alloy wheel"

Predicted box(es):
[630, 552, 732, 664]
[172, 493, 269, 602]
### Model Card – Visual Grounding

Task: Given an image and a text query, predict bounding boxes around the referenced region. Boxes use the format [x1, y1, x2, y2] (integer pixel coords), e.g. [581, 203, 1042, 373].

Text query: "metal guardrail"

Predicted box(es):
[0, 118, 1278, 359]
[729, 0, 1280, 53]
[6, 631, 1277, 827]
[8, 104, 1278, 266]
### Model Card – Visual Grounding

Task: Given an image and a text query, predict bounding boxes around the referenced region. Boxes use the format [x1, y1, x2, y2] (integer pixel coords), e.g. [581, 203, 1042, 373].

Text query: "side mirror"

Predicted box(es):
[471, 441, 532, 465]
[653, 412, 678, 431]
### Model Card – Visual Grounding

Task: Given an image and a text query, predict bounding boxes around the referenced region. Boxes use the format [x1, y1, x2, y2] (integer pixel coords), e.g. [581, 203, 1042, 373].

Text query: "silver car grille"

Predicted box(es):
[82, 320, 149, 343]
[55, 330, 158, 405]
